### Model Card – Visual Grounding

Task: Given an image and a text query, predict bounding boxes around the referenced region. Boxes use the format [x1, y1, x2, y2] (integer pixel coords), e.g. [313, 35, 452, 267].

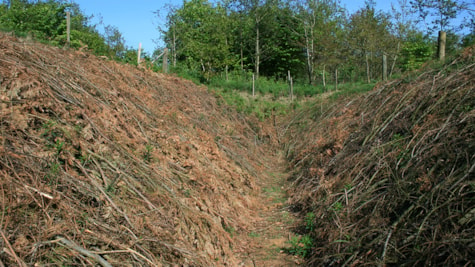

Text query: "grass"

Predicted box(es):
[207, 74, 378, 121]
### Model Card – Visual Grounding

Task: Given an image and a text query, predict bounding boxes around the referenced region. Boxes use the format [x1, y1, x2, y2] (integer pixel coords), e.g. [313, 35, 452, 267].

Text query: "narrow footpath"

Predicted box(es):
[235, 154, 302, 266]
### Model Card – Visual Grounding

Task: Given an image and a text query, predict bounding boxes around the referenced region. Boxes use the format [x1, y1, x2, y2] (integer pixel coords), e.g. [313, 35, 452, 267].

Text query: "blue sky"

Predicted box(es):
[74, 0, 398, 55]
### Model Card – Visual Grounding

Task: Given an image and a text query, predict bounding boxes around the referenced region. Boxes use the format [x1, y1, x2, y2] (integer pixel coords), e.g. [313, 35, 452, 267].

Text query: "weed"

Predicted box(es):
[79, 154, 91, 165]
[106, 184, 116, 194]
[305, 212, 316, 232]
[54, 139, 65, 155]
[45, 161, 60, 185]
[224, 225, 236, 237]
[344, 183, 353, 191]
[286, 235, 313, 258]
[143, 144, 154, 163]
[332, 201, 344, 212]
[182, 189, 191, 197]
[248, 231, 260, 238]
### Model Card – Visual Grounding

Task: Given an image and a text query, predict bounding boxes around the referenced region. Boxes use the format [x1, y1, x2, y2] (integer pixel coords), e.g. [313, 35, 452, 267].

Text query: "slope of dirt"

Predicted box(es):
[0, 33, 286, 266]
[285, 48, 475, 266]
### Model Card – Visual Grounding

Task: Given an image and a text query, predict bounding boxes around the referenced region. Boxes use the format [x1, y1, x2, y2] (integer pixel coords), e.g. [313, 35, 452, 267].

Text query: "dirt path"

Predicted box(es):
[235, 156, 302, 266]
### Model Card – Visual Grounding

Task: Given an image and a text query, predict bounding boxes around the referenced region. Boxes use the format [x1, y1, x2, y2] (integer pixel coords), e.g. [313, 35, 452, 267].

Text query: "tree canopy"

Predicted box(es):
[159, 0, 474, 83]
[0, 0, 142, 64]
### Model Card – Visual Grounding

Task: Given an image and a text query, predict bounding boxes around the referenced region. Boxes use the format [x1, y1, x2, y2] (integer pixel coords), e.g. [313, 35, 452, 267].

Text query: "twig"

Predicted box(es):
[75, 160, 135, 231]
[24, 185, 54, 200]
[0, 229, 27, 267]
[380, 229, 392, 267]
[94, 249, 156, 266]
[55, 236, 112, 267]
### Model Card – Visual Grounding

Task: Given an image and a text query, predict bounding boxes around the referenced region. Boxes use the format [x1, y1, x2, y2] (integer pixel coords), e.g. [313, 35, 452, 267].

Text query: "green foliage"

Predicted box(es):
[410, 0, 468, 33]
[0, 0, 67, 39]
[400, 36, 433, 71]
[248, 231, 260, 238]
[0, 0, 139, 64]
[165, 0, 233, 81]
[304, 212, 316, 232]
[286, 235, 313, 258]
[45, 161, 61, 185]
[143, 144, 154, 163]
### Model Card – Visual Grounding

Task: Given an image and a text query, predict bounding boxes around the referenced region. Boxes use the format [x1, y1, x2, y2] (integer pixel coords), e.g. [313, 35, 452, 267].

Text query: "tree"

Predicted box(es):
[461, 21, 475, 47]
[410, 0, 474, 60]
[0, 0, 67, 39]
[400, 31, 433, 71]
[104, 25, 126, 59]
[230, 0, 275, 78]
[294, 0, 346, 85]
[163, 0, 232, 81]
[348, 1, 393, 83]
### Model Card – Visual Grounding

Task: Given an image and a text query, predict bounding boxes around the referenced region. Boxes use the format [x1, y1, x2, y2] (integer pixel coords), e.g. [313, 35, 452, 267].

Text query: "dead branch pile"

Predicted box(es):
[285, 48, 474, 266]
[0, 33, 271, 266]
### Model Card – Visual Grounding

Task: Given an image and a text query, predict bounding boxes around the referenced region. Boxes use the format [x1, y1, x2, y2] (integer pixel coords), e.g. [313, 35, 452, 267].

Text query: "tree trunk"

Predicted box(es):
[305, 27, 314, 85]
[438, 31, 446, 61]
[255, 24, 260, 78]
[382, 54, 387, 81]
[172, 27, 177, 67]
[389, 42, 400, 78]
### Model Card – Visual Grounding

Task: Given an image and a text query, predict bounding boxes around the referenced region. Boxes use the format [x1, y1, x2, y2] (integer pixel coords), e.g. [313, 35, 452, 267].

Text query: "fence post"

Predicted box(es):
[163, 48, 168, 73]
[288, 70, 293, 102]
[335, 68, 338, 91]
[438, 31, 446, 61]
[137, 43, 142, 66]
[252, 73, 255, 97]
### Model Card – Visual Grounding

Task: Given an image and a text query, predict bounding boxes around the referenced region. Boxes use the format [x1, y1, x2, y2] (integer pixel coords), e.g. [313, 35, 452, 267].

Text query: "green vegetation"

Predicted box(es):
[143, 144, 154, 163]
[286, 235, 313, 258]
[159, 0, 474, 86]
[304, 212, 316, 232]
[0, 0, 154, 65]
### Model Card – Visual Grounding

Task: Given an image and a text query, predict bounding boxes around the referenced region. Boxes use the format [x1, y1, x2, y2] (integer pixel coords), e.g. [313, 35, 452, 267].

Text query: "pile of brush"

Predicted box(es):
[285, 47, 474, 266]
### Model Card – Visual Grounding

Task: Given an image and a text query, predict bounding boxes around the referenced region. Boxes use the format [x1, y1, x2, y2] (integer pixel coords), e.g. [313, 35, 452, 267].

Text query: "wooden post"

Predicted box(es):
[334, 68, 338, 91]
[162, 48, 168, 73]
[66, 11, 70, 48]
[382, 54, 387, 81]
[438, 31, 446, 61]
[137, 43, 142, 65]
[252, 73, 255, 97]
[322, 64, 326, 88]
[288, 70, 293, 102]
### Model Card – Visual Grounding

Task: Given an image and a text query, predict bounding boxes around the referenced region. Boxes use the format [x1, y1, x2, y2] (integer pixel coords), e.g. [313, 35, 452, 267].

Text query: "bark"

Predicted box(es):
[438, 31, 446, 61]
[255, 23, 260, 78]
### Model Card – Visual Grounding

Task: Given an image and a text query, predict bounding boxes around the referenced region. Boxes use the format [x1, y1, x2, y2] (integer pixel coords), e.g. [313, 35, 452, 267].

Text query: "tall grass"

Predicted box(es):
[209, 73, 328, 98]
[205, 71, 378, 120]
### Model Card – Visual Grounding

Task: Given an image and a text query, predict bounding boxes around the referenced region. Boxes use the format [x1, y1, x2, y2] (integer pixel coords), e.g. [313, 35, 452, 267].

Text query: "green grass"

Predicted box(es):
[209, 74, 327, 98]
